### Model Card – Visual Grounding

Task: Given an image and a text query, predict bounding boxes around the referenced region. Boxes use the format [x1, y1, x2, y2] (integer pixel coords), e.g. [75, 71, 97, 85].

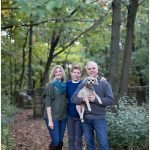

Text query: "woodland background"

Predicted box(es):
[1, 0, 149, 150]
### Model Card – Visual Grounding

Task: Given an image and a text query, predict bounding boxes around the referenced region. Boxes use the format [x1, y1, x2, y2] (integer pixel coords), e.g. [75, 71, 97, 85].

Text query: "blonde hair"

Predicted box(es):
[49, 65, 66, 82]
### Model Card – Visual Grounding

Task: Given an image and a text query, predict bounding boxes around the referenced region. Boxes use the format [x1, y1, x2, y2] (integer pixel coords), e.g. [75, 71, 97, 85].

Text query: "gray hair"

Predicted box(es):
[85, 61, 98, 70]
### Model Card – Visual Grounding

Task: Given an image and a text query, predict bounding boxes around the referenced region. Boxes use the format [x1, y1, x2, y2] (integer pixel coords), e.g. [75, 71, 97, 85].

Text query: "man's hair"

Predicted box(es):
[71, 64, 82, 72]
[85, 61, 98, 70]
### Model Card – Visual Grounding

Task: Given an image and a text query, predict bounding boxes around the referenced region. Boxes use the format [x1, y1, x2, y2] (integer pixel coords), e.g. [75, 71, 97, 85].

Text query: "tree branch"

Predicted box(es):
[121, 1, 128, 8]
[138, 0, 146, 6]
[2, 18, 98, 30]
[53, 19, 100, 57]
[1, 7, 18, 10]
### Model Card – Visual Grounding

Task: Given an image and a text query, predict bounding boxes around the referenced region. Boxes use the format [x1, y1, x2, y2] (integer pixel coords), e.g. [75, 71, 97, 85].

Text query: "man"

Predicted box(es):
[72, 61, 113, 150]
[66, 64, 83, 150]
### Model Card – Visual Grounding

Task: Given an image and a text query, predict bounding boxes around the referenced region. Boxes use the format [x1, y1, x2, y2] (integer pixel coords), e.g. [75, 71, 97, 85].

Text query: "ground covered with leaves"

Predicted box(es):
[11, 109, 68, 150]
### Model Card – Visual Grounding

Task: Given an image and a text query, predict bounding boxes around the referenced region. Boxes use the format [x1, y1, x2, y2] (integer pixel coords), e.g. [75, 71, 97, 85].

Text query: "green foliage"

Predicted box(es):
[131, 47, 148, 85]
[1, 116, 16, 150]
[1, 0, 149, 91]
[2, 95, 18, 117]
[119, 0, 149, 86]
[1, 93, 18, 150]
[107, 97, 149, 150]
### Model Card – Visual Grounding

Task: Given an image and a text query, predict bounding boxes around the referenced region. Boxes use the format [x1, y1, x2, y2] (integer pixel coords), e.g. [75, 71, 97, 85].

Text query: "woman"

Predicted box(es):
[44, 65, 67, 150]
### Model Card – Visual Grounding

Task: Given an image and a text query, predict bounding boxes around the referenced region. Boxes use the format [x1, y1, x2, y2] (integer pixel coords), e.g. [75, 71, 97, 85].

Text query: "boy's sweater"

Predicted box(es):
[66, 80, 82, 118]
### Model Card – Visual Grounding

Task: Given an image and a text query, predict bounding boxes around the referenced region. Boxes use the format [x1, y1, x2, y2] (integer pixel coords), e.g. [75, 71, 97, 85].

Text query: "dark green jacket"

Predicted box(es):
[43, 82, 67, 120]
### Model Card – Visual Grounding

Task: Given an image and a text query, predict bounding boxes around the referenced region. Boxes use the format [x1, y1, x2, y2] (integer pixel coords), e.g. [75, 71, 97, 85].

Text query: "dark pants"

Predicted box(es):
[82, 117, 110, 150]
[67, 116, 83, 150]
[45, 118, 67, 146]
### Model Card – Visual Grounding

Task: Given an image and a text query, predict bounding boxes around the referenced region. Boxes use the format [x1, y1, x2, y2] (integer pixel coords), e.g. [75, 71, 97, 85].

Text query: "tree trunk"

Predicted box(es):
[120, 0, 139, 95]
[19, 31, 28, 88]
[28, 25, 33, 89]
[40, 31, 61, 87]
[14, 49, 17, 91]
[9, 32, 13, 95]
[10, 50, 13, 95]
[109, 0, 121, 101]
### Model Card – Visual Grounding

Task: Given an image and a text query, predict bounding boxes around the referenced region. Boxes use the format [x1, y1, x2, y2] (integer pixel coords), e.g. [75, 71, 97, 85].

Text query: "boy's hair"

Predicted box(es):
[71, 64, 82, 73]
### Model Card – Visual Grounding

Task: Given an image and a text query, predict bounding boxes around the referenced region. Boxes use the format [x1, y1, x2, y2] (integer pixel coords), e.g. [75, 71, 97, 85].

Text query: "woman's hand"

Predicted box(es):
[49, 120, 54, 129]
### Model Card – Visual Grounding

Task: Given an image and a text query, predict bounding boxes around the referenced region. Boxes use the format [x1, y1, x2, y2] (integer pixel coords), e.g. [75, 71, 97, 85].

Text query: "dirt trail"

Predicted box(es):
[11, 109, 68, 150]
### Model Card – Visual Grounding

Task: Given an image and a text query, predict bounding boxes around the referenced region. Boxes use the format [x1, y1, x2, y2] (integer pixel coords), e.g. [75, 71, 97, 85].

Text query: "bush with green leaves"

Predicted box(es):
[1, 115, 16, 150]
[1, 93, 18, 150]
[107, 96, 149, 150]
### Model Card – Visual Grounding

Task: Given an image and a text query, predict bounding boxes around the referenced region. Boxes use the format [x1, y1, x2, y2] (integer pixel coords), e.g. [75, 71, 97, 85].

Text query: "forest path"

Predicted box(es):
[11, 109, 68, 150]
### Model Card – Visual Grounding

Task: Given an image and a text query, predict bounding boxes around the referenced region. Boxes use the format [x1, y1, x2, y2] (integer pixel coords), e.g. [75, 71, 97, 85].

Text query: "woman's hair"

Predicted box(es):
[49, 65, 66, 82]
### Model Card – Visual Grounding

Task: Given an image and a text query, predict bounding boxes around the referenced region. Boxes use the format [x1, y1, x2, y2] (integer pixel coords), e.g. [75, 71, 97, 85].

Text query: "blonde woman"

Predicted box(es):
[44, 65, 67, 150]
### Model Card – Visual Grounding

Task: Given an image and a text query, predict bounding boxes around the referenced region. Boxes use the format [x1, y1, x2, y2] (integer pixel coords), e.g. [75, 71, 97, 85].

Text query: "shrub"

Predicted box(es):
[107, 96, 149, 150]
[1, 94, 18, 150]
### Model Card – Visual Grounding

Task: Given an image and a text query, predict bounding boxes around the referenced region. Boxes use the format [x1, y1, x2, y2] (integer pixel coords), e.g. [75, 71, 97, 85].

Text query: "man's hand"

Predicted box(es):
[88, 95, 95, 102]
[100, 77, 107, 81]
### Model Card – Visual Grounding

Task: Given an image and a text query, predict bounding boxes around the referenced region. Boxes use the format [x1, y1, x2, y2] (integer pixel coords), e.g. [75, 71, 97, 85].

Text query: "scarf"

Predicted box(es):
[53, 80, 66, 94]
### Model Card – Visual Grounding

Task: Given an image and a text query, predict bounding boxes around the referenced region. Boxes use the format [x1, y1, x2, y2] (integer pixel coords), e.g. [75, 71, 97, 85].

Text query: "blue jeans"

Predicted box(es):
[44, 118, 67, 146]
[82, 117, 110, 150]
[67, 116, 83, 150]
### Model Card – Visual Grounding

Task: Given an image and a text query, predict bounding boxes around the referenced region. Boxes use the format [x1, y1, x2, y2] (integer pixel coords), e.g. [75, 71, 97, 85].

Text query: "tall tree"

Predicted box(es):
[120, 0, 139, 95]
[9, 31, 13, 95]
[40, 30, 61, 87]
[19, 30, 28, 88]
[40, 19, 101, 87]
[109, 0, 121, 101]
[40, 2, 102, 87]
[28, 24, 33, 89]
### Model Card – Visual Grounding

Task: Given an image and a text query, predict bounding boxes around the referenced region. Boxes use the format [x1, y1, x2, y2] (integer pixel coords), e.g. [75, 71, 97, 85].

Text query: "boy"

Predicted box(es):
[66, 65, 83, 150]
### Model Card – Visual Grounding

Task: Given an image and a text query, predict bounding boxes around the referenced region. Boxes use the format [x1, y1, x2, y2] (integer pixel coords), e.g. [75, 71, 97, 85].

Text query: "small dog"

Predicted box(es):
[76, 76, 102, 122]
